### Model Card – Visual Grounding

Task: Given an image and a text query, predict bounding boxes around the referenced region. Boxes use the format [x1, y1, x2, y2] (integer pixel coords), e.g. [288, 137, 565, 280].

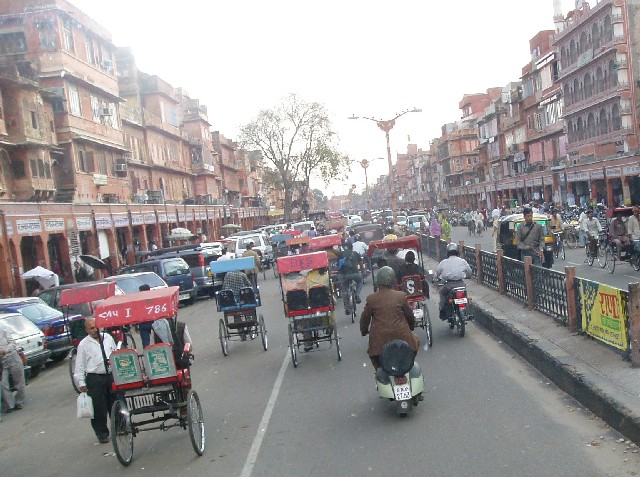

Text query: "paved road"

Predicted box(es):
[2, 276, 639, 476]
[449, 225, 640, 290]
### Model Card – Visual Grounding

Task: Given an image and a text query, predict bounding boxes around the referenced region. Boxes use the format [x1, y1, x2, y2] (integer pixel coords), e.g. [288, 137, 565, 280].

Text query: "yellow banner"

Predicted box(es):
[580, 280, 628, 350]
[268, 209, 284, 216]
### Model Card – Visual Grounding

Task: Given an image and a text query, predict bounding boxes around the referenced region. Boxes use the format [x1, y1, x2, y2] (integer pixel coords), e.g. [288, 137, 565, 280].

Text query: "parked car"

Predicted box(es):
[227, 232, 273, 264]
[119, 257, 197, 304]
[292, 220, 315, 233]
[0, 312, 50, 377]
[144, 245, 220, 297]
[0, 298, 74, 364]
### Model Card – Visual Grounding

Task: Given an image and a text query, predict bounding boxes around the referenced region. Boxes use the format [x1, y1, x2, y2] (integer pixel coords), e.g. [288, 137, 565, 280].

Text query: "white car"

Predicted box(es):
[0, 312, 50, 373]
[347, 215, 362, 226]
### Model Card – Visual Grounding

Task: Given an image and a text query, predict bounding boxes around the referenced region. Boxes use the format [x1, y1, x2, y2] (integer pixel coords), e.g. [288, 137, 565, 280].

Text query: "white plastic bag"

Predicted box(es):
[77, 392, 94, 419]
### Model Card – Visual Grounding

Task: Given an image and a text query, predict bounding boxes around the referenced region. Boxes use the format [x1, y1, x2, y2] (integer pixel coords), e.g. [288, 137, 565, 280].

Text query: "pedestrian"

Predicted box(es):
[429, 216, 441, 240]
[74, 260, 89, 283]
[515, 207, 545, 265]
[1, 326, 26, 414]
[307, 226, 317, 238]
[73, 317, 116, 444]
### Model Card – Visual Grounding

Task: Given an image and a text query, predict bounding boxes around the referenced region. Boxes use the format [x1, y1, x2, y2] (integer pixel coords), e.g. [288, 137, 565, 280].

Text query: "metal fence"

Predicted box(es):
[480, 250, 498, 290]
[501, 256, 527, 304]
[439, 239, 449, 261]
[531, 265, 568, 325]
[463, 246, 477, 278]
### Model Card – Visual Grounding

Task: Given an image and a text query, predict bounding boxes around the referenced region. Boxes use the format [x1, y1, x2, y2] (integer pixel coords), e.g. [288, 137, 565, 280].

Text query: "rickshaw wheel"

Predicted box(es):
[68, 348, 80, 394]
[273, 265, 279, 278]
[632, 253, 640, 272]
[218, 319, 229, 356]
[334, 328, 342, 361]
[111, 400, 134, 466]
[424, 305, 433, 347]
[288, 323, 298, 367]
[598, 244, 607, 268]
[259, 314, 268, 351]
[187, 390, 206, 456]
[606, 246, 616, 274]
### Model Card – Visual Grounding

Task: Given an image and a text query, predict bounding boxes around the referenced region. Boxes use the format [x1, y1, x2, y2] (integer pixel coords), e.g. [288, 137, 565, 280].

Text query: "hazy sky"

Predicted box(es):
[70, 0, 575, 196]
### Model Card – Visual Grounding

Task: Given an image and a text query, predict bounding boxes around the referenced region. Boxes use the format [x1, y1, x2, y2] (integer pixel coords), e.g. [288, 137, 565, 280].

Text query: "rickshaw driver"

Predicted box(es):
[397, 251, 429, 298]
[242, 242, 262, 288]
[436, 243, 472, 321]
[360, 266, 419, 370]
[515, 207, 545, 265]
[609, 210, 631, 260]
[628, 206, 640, 252]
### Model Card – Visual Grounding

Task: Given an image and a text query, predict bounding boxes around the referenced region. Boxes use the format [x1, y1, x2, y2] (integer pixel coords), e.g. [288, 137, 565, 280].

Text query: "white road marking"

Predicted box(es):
[240, 349, 290, 477]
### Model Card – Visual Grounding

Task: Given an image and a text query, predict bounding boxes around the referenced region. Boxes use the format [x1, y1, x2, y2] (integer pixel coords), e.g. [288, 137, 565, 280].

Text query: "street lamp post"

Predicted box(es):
[360, 159, 371, 213]
[349, 108, 421, 225]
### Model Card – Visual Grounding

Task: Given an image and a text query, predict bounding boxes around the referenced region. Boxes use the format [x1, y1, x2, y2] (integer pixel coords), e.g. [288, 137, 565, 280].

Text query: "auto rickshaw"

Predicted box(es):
[497, 213, 554, 268]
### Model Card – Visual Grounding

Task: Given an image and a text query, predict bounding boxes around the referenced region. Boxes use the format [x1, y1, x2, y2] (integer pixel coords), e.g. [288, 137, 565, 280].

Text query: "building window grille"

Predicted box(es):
[62, 18, 74, 53]
[68, 85, 81, 116]
[0, 32, 27, 55]
[30, 159, 37, 178]
[11, 160, 25, 178]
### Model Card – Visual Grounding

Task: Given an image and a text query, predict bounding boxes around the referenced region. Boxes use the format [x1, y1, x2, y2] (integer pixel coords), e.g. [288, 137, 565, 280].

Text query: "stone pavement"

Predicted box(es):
[423, 256, 640, 445]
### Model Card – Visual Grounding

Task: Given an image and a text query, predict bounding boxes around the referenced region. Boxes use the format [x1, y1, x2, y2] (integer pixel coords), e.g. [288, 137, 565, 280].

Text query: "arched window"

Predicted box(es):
[574, 78, 581, 102]
[584, 72, 593, 98]
[609, 60, 618, 87]
[567, 119, 574, 142]
[612, 104, 621, 130]
[596, 66, 605, 93]
[599, 108, 608, 135]
[564, 83, 572, 106]
[570, 39, 577, 64]
[577, 117, 585, 141]
[592, 23, 601, 50]
[587, 112, 596, 138]
[580, 31, 588, 55]
[603, 15, 613, 43]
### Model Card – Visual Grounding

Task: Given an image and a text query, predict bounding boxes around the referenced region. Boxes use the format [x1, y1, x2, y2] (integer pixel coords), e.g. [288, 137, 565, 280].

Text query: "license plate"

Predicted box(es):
[393, 384, 412, 400]
[179, 293, 189, 300]
[454, 298, 467, 304]
[413, 308, 423, 319]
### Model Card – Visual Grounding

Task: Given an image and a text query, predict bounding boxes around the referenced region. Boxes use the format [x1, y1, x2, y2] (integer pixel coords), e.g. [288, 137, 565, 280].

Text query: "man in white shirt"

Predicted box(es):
[74, 318, 116, 443]
[352, 234, 369, 275]
[627, 206, 640, 252]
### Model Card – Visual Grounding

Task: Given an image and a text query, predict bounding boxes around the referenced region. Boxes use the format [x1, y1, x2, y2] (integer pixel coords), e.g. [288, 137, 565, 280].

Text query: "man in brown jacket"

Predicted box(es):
[360, 266, 419, 369]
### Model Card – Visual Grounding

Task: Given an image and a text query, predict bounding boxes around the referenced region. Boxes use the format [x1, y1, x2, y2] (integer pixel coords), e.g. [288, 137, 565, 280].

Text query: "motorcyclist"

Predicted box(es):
[436, 243, 472, 320]
[360, 266, 419, 369]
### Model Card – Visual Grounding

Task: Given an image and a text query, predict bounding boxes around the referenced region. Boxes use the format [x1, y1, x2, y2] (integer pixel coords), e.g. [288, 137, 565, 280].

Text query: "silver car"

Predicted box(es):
[0, 312, 50, 377]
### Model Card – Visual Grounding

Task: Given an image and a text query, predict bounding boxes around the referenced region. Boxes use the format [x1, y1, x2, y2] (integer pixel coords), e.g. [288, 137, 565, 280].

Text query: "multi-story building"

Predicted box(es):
[554, 0, 640, 206]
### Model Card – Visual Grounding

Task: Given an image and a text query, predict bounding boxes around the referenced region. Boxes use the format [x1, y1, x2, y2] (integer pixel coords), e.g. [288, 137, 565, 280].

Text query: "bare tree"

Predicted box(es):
[239, 93, 349, 221]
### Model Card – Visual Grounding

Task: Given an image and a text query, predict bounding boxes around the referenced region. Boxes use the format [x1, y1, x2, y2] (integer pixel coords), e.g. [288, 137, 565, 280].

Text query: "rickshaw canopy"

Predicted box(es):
[277, 251, 328, 274]
[309, 234, 342, 250]
[209, 256, 254, 274]
[271, 233, 293, 245]
[60, 281, 116, 307]
[366, 234, 421, 257]
[94, 286, 179, 328]
[285, 235, 310, 246]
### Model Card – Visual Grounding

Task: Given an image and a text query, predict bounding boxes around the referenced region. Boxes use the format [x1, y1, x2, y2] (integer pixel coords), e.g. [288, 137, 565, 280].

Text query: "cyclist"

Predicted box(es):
[352, 234, 370, 276]
[582, 209, 602, 258]
[338, 241, 363, 315]
[436, 243, 472, 321]
[609, 210, 631, 260]
[548, 209, 563, 254]
[628, 206, 640, 252]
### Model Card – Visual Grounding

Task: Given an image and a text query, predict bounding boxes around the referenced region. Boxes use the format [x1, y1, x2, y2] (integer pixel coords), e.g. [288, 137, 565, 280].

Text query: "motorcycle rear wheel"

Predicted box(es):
[455, 309, 466, 337]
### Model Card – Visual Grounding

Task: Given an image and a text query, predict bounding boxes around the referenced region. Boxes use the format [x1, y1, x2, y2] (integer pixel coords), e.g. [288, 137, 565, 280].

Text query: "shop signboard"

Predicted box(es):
[606, 167, 622, 178]
[76, 217, 92, 231]
[131, 214, 144, 226]
[95, 216, 113, 230]
[580, 280, 628, 351]
[16, 219, 42, 235]
[113, 215, 130, 227]
[44, 218, 65, 232]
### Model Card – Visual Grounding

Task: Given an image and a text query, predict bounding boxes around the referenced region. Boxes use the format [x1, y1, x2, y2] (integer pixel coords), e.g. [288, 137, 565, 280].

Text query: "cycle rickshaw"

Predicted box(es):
[270, 233, 294, 277]
[600, 206, 640, 273]
[277, 251, 341, 367]
[94, 286, 205, 466]
[210, 256, 268, 356]
[309, 234, 342, 298]
[59, 281, 128, 393]
[365, 234, 433, 347]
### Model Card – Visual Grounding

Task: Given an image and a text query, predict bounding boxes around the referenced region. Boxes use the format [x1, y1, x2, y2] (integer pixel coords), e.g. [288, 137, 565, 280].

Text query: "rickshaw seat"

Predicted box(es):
[141, 343, 178, 386]
[239, 287, 258, 308]
[110, 348, 145, 390]
[218, 289, 238, 311]
[286, 289, 308, 312]
[401, 274, 424, 299]
[309, 286, 332, 308]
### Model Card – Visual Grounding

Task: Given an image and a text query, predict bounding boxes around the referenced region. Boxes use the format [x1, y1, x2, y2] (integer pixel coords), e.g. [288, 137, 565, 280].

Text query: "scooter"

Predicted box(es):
[374, 339, 424, 416]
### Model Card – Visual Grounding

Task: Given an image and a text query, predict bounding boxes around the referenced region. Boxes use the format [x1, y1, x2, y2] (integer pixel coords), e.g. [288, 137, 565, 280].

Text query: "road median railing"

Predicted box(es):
[418, 233, 640, 367]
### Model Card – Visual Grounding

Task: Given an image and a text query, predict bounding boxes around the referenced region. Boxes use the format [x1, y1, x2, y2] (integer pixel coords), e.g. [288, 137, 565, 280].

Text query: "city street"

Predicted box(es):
[449, 225, 640, 290]
[1, 273, 639, 477]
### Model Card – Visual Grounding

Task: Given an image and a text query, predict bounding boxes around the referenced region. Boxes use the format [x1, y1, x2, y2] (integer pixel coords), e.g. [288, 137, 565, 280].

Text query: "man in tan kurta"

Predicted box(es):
[360, 266, 419, 369]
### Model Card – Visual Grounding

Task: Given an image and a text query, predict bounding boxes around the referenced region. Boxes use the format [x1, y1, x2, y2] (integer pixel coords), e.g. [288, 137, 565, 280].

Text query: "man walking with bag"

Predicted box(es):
[74, 318, 116, 443]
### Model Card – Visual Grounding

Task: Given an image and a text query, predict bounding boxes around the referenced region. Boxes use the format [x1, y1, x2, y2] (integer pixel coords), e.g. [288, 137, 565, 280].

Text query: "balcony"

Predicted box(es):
[120, 105, 143, 126]
[192, 162, 218, 175]
[563, 87, 622, 116]
[140, 76, 178, 102]
[502, 114, 522, 129]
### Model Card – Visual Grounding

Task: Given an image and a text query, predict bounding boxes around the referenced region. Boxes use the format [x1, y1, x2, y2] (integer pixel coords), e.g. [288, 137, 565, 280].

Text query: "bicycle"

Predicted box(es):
[346, 278, 357, 324]
[553, 231, 565, 260]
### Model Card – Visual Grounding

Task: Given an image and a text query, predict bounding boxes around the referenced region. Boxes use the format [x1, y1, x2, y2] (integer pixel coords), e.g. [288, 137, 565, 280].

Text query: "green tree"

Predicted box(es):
[239, 93, 349, 221]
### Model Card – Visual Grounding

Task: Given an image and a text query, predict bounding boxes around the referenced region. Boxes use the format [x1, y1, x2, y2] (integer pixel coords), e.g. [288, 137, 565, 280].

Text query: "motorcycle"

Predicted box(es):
[374, 339, 424, 416]
[429, 271, 473, 337]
